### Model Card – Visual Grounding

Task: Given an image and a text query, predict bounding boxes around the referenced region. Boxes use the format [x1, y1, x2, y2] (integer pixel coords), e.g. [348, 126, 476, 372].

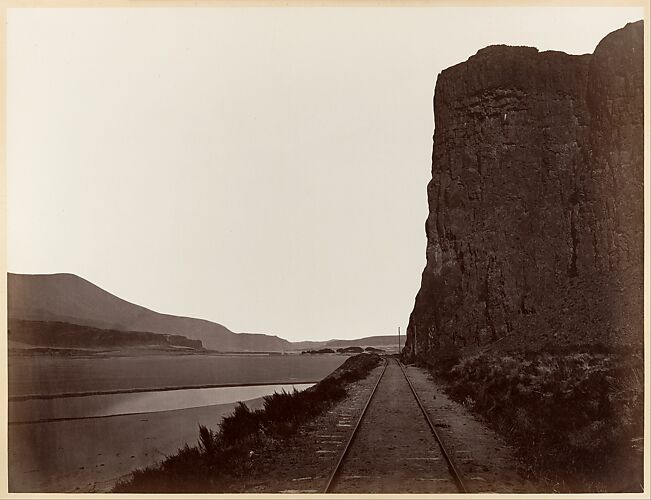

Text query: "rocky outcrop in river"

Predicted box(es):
[406, 21, 644, 359]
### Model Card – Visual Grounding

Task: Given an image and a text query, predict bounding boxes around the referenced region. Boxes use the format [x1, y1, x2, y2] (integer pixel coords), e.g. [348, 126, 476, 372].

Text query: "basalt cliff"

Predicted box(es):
[406, 21, 644, 360]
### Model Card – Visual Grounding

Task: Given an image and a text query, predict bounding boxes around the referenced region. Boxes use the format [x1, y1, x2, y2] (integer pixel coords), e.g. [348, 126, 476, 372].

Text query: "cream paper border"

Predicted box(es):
[0, 0, 648, 499]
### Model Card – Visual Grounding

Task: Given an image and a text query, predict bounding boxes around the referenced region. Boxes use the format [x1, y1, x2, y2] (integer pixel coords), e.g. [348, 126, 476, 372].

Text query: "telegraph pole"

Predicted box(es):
[398, 326, 401, 355]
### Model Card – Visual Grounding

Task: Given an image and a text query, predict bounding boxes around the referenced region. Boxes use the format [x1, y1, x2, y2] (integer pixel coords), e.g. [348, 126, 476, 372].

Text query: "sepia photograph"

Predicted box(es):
[1, 1, 649, 497]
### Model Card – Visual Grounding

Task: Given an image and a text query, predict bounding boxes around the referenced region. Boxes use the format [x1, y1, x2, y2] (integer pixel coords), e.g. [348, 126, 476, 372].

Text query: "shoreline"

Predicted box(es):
[9, 379, 321, 402]
[8, 396, 269, 493]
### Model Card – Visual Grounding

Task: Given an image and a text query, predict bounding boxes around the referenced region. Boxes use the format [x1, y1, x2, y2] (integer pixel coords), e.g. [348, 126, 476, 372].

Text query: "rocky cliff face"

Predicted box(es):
[406, 22, 644, 360]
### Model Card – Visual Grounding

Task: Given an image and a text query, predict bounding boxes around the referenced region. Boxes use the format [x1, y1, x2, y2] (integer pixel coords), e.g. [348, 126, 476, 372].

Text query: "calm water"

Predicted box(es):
[9, 383, 313, 423]
[8, 353, 344, 396]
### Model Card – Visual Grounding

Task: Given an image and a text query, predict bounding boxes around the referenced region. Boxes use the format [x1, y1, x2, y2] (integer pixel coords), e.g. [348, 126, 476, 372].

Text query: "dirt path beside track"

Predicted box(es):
[238, 358, 539, 493]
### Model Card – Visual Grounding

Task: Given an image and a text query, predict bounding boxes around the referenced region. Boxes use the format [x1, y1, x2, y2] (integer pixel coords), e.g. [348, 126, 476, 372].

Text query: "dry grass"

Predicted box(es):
[429, 348, 644, 492]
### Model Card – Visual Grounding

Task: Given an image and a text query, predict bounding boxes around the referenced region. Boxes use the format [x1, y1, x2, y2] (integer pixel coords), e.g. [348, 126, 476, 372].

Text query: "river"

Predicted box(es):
[8, 352, 345, 493]
[9, 383, 314, 423]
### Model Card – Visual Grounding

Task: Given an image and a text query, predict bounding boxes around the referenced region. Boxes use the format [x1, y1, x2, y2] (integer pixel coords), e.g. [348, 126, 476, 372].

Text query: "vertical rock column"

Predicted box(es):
[406, 21, 644, 361]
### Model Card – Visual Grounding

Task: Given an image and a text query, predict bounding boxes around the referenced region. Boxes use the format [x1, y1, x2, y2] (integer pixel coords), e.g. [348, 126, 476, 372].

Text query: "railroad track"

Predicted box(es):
[323, 357, 467, 493]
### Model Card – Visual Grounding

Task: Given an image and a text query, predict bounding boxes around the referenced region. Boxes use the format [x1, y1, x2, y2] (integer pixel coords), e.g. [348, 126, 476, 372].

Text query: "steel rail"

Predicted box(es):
[398, 360, 468, 493]
[323, 358, 389, 493]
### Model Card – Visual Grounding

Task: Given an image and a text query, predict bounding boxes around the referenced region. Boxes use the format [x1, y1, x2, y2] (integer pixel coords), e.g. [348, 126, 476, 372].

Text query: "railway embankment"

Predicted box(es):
[322, 358, 536, 494]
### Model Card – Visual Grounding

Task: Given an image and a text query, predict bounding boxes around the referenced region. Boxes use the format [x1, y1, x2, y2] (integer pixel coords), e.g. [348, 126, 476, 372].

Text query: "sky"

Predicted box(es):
[6, 5, 645, 342]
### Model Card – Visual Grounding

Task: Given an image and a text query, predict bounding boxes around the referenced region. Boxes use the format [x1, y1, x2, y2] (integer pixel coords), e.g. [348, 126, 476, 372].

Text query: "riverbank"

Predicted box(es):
[8, 351, 346, 492]
[113, 353, 381, 493]
[9, 397, 266, 492]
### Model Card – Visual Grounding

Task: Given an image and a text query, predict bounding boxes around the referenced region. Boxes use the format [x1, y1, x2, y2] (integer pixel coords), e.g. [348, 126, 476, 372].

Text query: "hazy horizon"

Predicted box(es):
[7, 6, 644, 342]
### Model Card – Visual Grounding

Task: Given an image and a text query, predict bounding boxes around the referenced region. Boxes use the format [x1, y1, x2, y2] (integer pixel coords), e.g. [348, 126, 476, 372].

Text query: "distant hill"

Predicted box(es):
[8, 318, 203, 351]
[7, 273, 291, 352]
[291, 335, 399, 351]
